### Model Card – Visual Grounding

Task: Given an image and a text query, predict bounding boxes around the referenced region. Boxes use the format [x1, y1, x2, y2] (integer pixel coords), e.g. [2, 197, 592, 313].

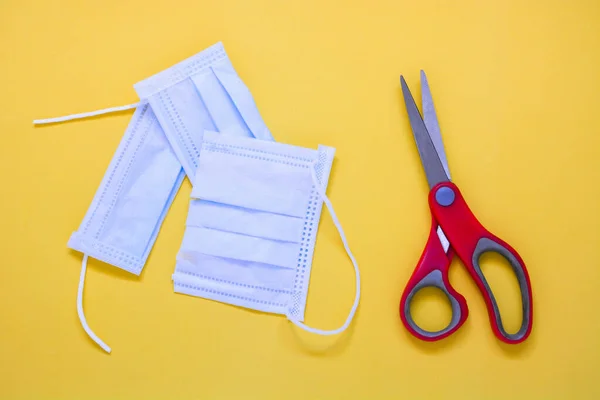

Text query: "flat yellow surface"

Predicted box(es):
[1, 0, 600, 398]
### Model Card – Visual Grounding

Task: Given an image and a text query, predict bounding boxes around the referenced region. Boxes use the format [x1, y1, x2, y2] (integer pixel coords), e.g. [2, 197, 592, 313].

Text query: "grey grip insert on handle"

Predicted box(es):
[403, 270, 462, 339]
[472, 237, 531, 342]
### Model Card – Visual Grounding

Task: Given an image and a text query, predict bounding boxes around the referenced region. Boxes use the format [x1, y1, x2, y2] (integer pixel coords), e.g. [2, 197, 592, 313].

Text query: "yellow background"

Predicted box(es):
[1, 0, 599, 398]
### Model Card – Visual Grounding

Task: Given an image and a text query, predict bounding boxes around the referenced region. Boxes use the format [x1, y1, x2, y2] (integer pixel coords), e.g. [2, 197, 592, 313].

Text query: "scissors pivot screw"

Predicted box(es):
[435, 186, 455, 206]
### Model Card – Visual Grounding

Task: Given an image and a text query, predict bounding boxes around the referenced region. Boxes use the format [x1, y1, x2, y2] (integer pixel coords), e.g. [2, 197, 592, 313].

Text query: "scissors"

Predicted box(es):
[399, 71, 533, 344]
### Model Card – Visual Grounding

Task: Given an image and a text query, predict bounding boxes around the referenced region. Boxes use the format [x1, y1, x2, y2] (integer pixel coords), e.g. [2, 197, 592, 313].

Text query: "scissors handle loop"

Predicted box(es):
[400, 220, 468, 341]
[429, 182, 534, 344]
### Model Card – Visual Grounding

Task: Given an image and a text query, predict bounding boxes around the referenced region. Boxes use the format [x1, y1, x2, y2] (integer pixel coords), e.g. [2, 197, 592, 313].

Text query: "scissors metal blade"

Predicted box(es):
[421, 71, 451, 179]
[400, 75, 450, 189]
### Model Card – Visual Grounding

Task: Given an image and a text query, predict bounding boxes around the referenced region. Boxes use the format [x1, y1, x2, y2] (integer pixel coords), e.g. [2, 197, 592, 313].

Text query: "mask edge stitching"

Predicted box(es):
[289, 148, 334, 319]
[71, 235, 143, 273]
[174, 270, 293, 294]
[203, 147, 310, 169]
[159, 90, 200, 169]
[173, 283, 286, 307]
[202, 141, 313, 162]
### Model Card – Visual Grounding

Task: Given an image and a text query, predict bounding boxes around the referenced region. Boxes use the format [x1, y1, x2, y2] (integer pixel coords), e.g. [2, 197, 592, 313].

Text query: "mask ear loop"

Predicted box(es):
[286, 163, 361, 336]
[77, 255, 112, 353]
[33, 102, 143, 125]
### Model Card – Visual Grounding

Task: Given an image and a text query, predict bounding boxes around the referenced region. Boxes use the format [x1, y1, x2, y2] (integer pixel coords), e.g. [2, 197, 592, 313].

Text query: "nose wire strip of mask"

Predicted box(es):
[77, 255, 112, 353]
[286, 163, 361, 336]
[32, 102, 144, 125]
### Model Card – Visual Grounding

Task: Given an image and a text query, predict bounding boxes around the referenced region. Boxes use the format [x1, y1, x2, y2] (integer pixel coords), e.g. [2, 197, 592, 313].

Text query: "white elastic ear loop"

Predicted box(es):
[33, 102, 143, 125]
[286, 165, 361, 336]
[77, 255, 111, 353]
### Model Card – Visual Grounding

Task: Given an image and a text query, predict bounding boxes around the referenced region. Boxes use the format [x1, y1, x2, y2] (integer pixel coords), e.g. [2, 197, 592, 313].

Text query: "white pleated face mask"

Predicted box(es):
[174, 131, 360, 335]
[34, 43, 273, 352]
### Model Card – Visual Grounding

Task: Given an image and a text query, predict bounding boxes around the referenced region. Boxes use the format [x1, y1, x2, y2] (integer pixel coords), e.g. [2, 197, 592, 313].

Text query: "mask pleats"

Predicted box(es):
[187, 200, 304, 243]
[176, 252, 296, 292]
[211, 64, 273, 141]
[191, 148, 313, 217]
[181, 227, 299, 268]
[190, 69, 253, 138]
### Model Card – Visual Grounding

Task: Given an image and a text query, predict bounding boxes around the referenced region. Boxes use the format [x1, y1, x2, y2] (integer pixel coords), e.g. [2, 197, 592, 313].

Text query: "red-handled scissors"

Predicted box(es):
[399, 71, 533, 344]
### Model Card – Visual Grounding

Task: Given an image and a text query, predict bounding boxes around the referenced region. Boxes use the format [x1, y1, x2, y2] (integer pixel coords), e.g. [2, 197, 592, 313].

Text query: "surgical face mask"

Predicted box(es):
[174, 131, 360, 334]
[34, 43, 273, 352]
